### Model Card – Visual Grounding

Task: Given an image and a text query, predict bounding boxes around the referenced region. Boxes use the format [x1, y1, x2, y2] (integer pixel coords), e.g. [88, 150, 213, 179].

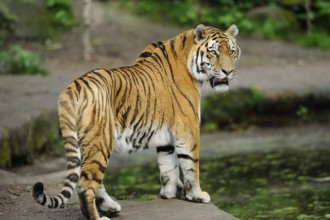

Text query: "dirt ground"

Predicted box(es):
[1, 0, 330, 219]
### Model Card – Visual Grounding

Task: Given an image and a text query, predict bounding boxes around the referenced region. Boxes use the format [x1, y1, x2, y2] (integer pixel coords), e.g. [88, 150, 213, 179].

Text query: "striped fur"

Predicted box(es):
[32, 24, 240, 220]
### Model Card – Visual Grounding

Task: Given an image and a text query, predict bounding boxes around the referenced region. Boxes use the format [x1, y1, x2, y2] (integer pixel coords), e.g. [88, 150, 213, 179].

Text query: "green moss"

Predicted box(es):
[1, 111, 62, 168]
[104, 146, 330, 219]
[201, 89, 330, 131]
[104, 164, 159, 201]
[0, 132, 11, 167]
[26, 112, 61, 163]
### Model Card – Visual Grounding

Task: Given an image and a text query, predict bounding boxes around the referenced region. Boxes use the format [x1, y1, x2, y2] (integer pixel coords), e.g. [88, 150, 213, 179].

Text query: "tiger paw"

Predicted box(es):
[185, 191, 210, 203]
[175, 180, 185, 200]
[96, 198, 121, 216]
[160, 184, 176, 199]
[99, 217, 111, 220]
[160, 179, 184, 199]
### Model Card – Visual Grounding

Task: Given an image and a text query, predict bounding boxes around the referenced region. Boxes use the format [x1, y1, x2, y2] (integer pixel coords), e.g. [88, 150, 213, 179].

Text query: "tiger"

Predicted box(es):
[32, 24, 241, 220]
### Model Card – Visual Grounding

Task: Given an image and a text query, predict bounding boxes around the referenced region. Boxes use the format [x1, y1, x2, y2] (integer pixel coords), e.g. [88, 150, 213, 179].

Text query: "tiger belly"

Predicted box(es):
[113, 126, 172, 153]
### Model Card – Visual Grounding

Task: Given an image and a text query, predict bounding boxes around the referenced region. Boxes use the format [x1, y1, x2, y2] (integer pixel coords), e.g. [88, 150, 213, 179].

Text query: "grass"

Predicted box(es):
[104, 146, 330, 219]
[298, 31, 330, 49]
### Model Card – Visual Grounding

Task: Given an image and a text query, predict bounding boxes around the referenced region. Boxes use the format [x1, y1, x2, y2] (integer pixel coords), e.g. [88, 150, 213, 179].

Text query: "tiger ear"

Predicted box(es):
[193, 24, 206, 43]
[226, 24, 239, 38]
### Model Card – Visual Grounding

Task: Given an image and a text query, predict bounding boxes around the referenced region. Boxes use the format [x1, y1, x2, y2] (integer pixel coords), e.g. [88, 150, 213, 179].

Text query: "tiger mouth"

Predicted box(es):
[209, 76, 228, 88]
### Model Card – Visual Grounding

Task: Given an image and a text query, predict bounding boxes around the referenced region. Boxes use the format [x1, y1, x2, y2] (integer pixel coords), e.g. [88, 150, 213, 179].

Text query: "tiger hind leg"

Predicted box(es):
[156, 145, 185, 200]
[77, 142, 111, 219]
[96, 185, 121, 217]
[78, 171, 116, 220]
[78, 170, 111, 220]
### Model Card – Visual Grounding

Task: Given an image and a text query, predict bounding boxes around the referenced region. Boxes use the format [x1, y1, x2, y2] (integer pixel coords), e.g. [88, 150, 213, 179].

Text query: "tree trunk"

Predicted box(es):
[82, 0, 93, 60]
[304, 0, 312, 34]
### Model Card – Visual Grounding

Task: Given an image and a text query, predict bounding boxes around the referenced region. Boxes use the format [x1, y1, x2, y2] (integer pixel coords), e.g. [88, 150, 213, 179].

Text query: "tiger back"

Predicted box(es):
[32, 24, 241, 220]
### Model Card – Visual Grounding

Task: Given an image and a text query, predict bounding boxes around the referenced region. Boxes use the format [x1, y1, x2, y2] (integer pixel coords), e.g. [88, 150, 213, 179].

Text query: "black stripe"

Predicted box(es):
[195, 47, 201, 73]
[182, 33, 187, 48]
[93, 160, 106, 173]
[65, 148, 77, 154]
[133, 68, 148, 95]
[130, 93, 140, 124]
[147, 130, 155, 143]
[61, 190, 71, 199]
[78, 190, 90, 218]
[63, 182, 74, 190]
[48, 197, 53, 208]
[59, 195, 64, 208]
[67, 156, 80, 167]
[140, 52, 152, 58]
[74, 80, 81, 93]
[60, 101, 75, 119]
[68, 173, 79, 183]
[157, 145, 175, 154]
[54, 197, 59, 208]
[81, 77, 93, 91]
[177, 154, 199, 163]
[59, 115, 76, 131]
[41, 194, 47, 205]
[64, 136, 78, 146]
[170, 38, 177, 58]
[66, 89, 75, 103]
[115, 74, 123, 98]
[81, 171, 88, 180]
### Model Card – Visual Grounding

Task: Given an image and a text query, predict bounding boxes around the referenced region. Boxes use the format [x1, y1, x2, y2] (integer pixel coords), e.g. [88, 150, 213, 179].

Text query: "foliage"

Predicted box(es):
[104, 146, 330, 219]
[104, 163, 159, 201]
[0, 2, 17, 42]
[46, 0, 76, 31]
[0, 45, 48, 75]
[38, 0, 77, 40]
[200, 90, 330, 131]
[0, 0, 76, 75]
[298, 30, 330, 49]
[121, 0, 330, 49]
[0, 0, 76, 42]
[201, 87, 264, 131]
[296, 105, 309, 122]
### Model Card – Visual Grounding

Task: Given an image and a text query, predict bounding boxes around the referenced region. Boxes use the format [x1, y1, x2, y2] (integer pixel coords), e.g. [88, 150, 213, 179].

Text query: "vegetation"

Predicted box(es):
[104, 146, 330, 219]
[0, 2, 17, 42]
[121, 0, 330, 49]
[0, 45, 48, 75]
[200, 88, 330, 132]
[45, 0, 77, 39]
[0, 0, 76, 75]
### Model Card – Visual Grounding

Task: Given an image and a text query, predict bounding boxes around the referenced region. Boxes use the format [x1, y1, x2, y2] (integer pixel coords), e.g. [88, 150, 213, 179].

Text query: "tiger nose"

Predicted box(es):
[221, 69, 233, 75]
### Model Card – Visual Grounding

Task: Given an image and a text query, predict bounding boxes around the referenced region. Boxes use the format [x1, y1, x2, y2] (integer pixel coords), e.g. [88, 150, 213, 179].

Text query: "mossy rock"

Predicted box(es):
[0, 111, 61, 168]
[0, 131, 11, 167]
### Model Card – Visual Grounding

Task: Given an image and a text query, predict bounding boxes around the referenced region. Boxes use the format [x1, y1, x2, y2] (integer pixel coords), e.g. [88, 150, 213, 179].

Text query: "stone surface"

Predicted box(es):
[117, 198, 237, 220]
[0, 170, 238, 220]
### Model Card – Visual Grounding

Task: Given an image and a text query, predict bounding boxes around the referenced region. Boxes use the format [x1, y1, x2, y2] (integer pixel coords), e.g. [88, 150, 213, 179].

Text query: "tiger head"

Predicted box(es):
[187, 24, 241, 93]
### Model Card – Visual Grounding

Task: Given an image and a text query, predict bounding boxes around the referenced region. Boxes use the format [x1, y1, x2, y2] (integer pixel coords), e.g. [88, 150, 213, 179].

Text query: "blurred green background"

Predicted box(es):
[120, 0, 330, 48]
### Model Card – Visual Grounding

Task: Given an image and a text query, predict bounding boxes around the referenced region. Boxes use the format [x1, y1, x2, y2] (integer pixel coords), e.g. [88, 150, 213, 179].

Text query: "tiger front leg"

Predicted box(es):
[175, 142, 210, 203]
[156, 146, 185, 200]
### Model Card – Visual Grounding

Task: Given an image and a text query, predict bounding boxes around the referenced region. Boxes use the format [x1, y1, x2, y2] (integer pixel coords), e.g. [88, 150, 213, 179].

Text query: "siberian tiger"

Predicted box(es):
[32, 24, 241, 220]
